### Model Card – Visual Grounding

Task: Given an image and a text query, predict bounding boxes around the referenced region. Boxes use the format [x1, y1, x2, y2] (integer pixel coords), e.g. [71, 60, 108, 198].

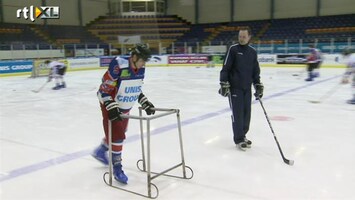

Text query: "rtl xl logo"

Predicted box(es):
[16, 6, 60, 22]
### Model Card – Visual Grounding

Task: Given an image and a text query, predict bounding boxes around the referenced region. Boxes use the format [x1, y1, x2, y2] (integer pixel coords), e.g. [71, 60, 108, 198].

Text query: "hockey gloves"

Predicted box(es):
[104, 100, 123, 121]
[138, 93, 155, 115]
[254, 83, 264, 100]
[219, 81, 230, 97]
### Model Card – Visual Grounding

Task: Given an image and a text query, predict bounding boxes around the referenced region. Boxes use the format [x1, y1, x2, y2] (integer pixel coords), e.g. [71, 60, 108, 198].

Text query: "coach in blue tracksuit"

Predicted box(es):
[219, 27, 264, 151]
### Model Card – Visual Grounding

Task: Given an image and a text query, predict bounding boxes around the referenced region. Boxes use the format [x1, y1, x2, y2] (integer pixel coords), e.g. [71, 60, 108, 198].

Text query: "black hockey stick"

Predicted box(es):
[258, 98, 294, 166]
[308, 83, 342, 104]
[32, 81, 49, 93]
[292, 68, 305, 77]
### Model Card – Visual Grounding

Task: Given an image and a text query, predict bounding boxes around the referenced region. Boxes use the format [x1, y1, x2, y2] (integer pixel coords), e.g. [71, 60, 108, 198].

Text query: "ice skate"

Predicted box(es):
[313, 71, 320, 78]
[305, 74, 314, 81]
[92, 144, 109, 165]
[52, 84, 61, 90]
[113, 164, 128, 184]
[236, 142, 248, 151]
[60, 82, 66, 88]
[347, 99, 355, 104]
[305, 72, 315, 81]
[244, 138, 252, 148]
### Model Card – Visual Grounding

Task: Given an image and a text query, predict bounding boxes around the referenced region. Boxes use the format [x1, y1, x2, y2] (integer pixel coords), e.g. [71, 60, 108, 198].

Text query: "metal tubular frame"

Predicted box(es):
[103, 107, 194, 199]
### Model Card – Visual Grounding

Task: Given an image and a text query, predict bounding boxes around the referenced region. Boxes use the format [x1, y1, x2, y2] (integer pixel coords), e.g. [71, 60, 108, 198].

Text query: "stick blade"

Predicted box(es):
[285, 159, 294, 166]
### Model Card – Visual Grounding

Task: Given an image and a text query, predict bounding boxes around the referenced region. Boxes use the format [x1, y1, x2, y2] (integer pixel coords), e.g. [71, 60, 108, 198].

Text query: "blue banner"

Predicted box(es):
[0, 60, 33, 74]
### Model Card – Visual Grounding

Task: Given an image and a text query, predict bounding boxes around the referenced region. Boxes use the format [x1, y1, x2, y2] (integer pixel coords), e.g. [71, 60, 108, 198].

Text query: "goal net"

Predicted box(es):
[30, 59, 50, 78]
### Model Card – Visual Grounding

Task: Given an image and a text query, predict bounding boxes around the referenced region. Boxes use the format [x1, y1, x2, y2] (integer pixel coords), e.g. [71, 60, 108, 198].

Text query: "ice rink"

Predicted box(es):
[1, 66, 354, 200]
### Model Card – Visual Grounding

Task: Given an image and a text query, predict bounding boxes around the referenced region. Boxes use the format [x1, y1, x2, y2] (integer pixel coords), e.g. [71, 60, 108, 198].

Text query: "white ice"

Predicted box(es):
[1, 66, 354, 200]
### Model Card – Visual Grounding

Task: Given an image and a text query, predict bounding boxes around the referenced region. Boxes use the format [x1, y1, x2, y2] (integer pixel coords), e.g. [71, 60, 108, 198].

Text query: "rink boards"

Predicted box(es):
[0, 54, 346, 77]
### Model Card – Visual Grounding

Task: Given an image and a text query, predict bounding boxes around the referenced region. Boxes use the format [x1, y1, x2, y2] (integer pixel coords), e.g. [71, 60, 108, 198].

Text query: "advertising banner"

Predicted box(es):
[258, 54, 277, 64]
[67, 58, 100, 69]
[322, 54, 345, 66]
[168, 55, 208, 65]
[146, 55, 168, 66]
[118, 35, 141, 44]
[202, 46, 227, 54]
[100, 56, 116, 67]
[0, 60, 33, 74]
[100, 55, 168, 67]
[277, 54, 307, 64]
[75, 49, 104, 57]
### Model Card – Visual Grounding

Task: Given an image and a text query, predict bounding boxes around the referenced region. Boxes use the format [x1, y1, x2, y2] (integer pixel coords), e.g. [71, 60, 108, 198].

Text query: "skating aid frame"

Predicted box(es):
[103, 107, 194, 199]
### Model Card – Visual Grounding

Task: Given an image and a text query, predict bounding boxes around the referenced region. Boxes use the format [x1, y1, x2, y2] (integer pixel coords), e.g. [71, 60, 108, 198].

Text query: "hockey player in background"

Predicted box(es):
[46, 60, 67, 90]
[305, 44, 323, 81]
[341, 49, 355, 104]
[92, 44, 155, 184]
[206, 55, 215, 68]
[219, 27, 263, 151]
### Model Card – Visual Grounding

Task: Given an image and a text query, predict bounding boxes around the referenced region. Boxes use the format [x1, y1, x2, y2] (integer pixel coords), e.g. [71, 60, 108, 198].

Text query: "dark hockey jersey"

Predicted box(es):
[220, 44, 261, 90]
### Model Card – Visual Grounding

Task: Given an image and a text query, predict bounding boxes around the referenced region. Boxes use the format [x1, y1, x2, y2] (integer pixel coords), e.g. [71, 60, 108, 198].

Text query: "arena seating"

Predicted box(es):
[0, 14, 353, 53]
[87, 15, 191, 52]
[0, 23, 104, 50]
[175, 14, 354, 45]
[260, 14, 355, 43]
[39, 25, 103, 45]
[0, 23, 46, 50]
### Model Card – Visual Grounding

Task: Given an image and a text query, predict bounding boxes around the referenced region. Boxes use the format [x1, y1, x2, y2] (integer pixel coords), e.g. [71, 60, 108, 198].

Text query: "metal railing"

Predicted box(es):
[0, 37, 353, 60]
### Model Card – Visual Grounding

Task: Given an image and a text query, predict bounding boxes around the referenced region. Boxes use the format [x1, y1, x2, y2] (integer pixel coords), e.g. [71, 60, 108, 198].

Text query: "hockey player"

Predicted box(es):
[45, 60, 67, 90]
[305, 45, 323, 81]
[341, 49, 355, 104]
[92, 44, 155, 184]
[206, 55, 215, 68]
[219, 27, 263, 151]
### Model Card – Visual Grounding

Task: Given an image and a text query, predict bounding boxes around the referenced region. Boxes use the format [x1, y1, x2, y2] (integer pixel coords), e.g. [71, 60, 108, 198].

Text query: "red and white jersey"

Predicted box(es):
[97, 56, 145, 112]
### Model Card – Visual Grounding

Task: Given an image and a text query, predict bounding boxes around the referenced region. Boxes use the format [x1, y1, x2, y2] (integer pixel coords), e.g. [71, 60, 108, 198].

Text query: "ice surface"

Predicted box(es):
[1, 66, 354, 200]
